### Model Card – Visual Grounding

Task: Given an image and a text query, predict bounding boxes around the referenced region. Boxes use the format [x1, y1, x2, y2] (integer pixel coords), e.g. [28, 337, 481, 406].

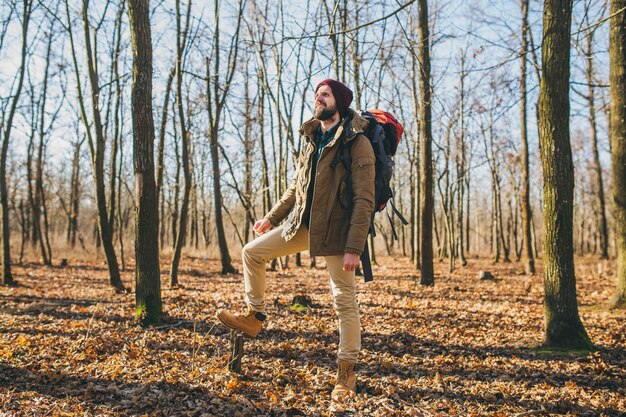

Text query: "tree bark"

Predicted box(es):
[1, 0, 32, 285]
[128, 0, 162, 325]
[107, 1, 125, 242]
[170, 0, 193, 287]
[610, 0, 626, 306]
[68, 138, 83, 247]
[417, 0, 434, 285]
[520, 0, 535, 274]
[584, 28, 609, 260]
[457, 55, 467, 266]
[538, 0, 592, 349]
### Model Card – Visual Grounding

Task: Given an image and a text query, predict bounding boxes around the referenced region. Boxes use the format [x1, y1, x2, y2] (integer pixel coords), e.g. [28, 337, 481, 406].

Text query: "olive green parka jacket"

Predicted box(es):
[264, 109, 375, 256]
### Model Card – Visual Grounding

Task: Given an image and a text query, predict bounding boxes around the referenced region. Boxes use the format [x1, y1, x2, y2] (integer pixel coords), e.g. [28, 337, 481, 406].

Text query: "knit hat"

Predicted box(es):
[315, 79, 353, 117]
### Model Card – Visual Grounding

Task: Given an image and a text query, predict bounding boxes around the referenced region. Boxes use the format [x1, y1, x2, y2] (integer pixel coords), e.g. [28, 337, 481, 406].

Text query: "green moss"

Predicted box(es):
[135, 303, 161, 326]
[290, 303, 310, 313]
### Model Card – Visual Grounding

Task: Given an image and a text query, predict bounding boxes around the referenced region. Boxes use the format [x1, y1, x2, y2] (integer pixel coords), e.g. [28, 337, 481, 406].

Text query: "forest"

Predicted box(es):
[0, 0, 625, 415]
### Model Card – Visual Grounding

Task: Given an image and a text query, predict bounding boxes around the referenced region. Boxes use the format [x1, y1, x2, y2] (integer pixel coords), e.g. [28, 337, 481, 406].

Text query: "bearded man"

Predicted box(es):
[217, 79, 375, 398]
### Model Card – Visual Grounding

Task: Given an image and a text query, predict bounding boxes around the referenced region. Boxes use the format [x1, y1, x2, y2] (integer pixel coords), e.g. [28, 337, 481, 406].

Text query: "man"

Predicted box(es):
[217, 79, 375, 398]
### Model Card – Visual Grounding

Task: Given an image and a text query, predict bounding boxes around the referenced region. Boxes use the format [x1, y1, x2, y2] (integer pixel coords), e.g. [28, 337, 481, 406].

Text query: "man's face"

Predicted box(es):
[314, 85, 338, 121]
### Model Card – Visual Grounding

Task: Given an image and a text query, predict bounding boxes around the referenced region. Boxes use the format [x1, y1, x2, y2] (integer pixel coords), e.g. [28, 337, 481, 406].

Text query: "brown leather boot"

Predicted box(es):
[216, 309, 265, 338]
[331, 361, 357, 399]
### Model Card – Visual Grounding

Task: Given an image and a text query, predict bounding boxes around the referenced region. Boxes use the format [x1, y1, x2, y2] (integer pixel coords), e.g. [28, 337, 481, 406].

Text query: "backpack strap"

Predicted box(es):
[387, 211, 399, 241]
[360, 239, 373, 283]
[390, 199, 409, 225]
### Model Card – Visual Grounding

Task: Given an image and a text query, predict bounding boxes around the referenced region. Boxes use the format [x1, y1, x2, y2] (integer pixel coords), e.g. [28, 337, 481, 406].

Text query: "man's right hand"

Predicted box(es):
[253, 218, 273, 235]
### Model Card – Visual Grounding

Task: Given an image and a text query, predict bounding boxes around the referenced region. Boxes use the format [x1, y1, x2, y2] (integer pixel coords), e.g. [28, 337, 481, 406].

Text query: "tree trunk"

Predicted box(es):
[520, 0, 535, 274]
[584, 28, 609, 260]
[417, 0, 434, 285]
[409, 16, 421, 268]
[610, 0, 626, 306]
[1, 0, 31, 285]
[205, 0, 243, 274]
[170, 0, 193, 287]
[128, 0, 162, 325]
[171, 119, 181, 248]
[107, 1, 124, 238]
[208, 120, 236, 274]
[68, 138, 83, 248]
[538, 0, 592, 349]
[457, 56, 467, 266]
[18, 200, 26, 265]
[117, 133, 126, 271]
[66, 0, 124, 291]
[156, 65, 175, 247]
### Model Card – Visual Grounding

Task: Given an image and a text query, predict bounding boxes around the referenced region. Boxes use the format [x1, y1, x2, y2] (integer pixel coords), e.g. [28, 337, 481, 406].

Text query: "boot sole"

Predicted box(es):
[216, 314, 260, 338]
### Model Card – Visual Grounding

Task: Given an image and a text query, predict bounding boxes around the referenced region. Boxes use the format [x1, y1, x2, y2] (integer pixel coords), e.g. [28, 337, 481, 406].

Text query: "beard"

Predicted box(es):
[314, 103, 338, 120]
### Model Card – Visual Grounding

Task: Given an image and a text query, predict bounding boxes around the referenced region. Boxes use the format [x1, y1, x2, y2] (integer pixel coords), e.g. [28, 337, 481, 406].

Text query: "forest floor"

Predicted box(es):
[0, 253, 625, 417]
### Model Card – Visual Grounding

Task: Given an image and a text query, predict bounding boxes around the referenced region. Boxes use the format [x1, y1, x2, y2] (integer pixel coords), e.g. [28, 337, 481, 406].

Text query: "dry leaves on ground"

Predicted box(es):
[0, 255, 624, 416]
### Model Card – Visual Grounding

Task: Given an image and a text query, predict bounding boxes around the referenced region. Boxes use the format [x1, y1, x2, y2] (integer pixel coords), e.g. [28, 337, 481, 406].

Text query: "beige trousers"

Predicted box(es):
[242, 225, 361, 362]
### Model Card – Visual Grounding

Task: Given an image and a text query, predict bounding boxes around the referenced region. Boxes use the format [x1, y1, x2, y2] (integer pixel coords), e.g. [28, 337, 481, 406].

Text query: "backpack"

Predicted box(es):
[332, 110, 408, 282]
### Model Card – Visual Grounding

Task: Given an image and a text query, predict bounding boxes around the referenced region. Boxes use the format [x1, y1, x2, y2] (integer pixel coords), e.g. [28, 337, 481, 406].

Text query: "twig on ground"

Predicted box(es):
[513, 410, 544, 417]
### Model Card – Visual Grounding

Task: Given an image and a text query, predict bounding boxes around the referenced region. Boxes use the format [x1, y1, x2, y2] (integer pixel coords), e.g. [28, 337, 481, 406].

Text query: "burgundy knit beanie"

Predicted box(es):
[315, 79, 353, 117]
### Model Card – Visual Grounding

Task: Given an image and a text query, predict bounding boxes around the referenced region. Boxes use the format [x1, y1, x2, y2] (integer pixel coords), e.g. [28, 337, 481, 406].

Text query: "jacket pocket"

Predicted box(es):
[337, 179, 349, 210]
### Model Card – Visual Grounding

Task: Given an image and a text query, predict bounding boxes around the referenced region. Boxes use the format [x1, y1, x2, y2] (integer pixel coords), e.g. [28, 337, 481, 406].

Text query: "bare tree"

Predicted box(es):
[610, 0, 626, 306]
[128, 0, 162, 325]
[106, 0, 126, 240]
[206, 0, 244, 274]
[538, 0, 591, 349]
[170, 0, 192, 287]
[65, 0, 124, 291]
[582, 11, 609, 260]
[519, 0, 535, 274]
[417, 0, 434, 285]
[1, 0, 32, 285]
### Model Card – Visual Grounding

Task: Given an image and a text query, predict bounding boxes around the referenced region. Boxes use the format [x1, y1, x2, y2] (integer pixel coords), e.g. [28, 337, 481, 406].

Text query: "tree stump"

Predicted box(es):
[228, 329, 244, 373]
[479, 271, 494, 281]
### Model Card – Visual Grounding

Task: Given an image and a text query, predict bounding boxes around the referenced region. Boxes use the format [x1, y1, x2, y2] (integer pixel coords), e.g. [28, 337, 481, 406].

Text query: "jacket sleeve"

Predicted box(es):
[344, 135, 376, 255]
[264, 175, 297, 226]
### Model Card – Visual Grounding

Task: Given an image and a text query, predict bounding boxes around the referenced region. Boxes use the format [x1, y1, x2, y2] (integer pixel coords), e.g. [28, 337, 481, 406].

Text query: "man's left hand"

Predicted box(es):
[343, 253, 360, 272]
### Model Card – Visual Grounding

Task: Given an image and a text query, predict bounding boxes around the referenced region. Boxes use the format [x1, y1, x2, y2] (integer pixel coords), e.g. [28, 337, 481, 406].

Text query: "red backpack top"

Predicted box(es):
[367, 109, 404, 155]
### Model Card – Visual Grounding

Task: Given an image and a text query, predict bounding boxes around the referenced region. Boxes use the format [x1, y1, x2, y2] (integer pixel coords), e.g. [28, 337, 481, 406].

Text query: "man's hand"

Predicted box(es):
[253, 218, 273, 235]
[343, 252, 360, 272]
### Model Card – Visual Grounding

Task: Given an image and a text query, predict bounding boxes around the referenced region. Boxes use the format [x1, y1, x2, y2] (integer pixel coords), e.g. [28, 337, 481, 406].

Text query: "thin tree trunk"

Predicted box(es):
[205, 0, 243, 274]
[170, 0, 193, 287]
[107, 0, 125, 236]
[18, 200, 25, 265]
[584, 28, 609, 260]
[457, 55, 467, 266]
[610, 0, 626, 306]
[117, 132, 125, 271]
[408, 12, 421, 268]
[156, 65, 176, 216]
[538, 0, 591, 349]
[1, 0, 32, 285]
[171, 111, 180, 247]
[417, 0, 434, 285]
[66, 0, 124, 291]
[520, 0, 535, 273]
[128, 0, 162, 325]
[68, 138, 83, 247]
